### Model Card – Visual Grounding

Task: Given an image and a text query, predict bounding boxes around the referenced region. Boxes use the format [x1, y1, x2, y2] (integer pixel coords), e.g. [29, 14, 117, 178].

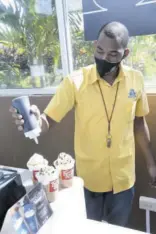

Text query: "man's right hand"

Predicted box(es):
[9, 105, 41, 131]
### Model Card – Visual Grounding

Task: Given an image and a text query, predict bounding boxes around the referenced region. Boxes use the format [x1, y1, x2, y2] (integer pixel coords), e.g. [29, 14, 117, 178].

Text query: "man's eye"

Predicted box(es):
[97, 50, 104, 54]
[109, 54, 117, 57]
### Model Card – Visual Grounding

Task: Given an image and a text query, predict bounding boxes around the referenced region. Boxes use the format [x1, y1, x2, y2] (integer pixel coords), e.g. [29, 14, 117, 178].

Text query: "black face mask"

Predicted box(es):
[95, 57, 120, 78]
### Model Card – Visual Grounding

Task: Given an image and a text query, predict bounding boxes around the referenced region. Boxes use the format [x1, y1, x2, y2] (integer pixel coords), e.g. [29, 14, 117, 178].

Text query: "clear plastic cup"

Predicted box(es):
[27, 154, 48, 184]
[54, 159, 75, 188]
[36, 168, 59, 202]
[27, 165, 44, 184]
[44, 178, 59, 202]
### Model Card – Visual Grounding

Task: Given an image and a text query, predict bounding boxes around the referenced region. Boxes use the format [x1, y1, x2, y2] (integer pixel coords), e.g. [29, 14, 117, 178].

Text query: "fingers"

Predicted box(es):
[15, 119, 24, 125]
[10, 106, 23, 119]
[18, 125, 24, 131]
[10, 106, 25, 132]
[10, 105, 40, 133]
[30, 105, 40, 120]
[10, 106, 24, 126]
[12, 113, 23, 119]
[9, 106, 17, 113]
[15, 119, 24, 132]
[10, 105, 40, 120]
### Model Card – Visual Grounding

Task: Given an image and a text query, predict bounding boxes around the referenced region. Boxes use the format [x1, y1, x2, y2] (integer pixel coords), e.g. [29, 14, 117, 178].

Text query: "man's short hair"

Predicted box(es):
[98, 22, 129, 48]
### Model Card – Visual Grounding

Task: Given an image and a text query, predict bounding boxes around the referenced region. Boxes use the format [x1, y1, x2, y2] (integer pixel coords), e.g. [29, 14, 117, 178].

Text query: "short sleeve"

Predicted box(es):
[135, 73, 149, 117]
[44, 77, 75, 122]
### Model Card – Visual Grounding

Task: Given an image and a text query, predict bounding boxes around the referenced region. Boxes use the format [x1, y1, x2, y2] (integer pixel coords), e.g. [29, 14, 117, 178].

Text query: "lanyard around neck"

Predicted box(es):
[97, 80, 120, 148]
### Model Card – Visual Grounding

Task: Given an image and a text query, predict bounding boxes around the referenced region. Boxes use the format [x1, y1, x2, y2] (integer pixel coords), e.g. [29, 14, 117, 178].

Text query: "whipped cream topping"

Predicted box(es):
[37, 166, 58, 185]
[27, 153, 48, 170]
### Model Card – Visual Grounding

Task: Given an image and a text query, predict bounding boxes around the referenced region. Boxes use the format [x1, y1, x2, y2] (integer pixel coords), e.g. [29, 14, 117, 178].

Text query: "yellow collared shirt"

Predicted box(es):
[44, 64, 149, 193]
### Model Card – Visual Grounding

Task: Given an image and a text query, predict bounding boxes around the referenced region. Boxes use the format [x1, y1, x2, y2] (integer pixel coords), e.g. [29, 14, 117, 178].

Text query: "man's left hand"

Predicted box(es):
[147, 165, 156, 186]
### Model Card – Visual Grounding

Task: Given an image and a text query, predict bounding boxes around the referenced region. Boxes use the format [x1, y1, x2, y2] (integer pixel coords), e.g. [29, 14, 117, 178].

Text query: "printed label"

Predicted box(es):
[49, 179, 58, 192]
[61, 168, 74, 180]
[33, 170, 39, 182]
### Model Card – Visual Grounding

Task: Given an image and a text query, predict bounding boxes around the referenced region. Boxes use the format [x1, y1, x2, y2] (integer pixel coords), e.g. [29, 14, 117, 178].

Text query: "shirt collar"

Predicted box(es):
[89, 63, 127, 85]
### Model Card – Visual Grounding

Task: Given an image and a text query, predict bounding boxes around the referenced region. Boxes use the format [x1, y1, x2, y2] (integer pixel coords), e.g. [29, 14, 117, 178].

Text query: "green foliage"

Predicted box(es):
[0, 0, 61, 88]
[125, 36, 156, 79]
[0, 3, 155, 89]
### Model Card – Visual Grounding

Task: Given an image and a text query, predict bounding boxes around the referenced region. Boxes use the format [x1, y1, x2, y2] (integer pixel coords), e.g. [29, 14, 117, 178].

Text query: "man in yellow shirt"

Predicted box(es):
[11, 22, 156, 226]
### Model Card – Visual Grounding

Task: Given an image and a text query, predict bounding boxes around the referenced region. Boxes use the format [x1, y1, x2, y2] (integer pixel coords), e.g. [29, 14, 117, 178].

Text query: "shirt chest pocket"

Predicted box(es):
[76, 88, 103, 120]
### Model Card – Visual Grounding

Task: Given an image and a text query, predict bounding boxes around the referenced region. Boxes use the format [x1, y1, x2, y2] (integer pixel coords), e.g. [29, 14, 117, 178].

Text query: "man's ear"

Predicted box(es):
[124, 48, 130, 58]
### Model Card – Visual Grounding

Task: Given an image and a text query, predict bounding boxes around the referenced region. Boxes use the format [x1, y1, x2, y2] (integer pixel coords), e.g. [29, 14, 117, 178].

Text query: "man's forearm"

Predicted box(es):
[134, 117, 155, 167]
[40, 114, 57, 134]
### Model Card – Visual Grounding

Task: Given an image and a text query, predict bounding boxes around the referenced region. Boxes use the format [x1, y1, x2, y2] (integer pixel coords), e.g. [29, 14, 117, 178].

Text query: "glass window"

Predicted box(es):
[68, 0, 156, 83]
[0, 0, 63, 89]
[125, 36, 156, 82]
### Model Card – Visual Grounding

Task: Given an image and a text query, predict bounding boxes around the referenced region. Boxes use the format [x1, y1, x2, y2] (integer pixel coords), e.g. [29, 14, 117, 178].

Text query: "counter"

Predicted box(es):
[1, 166, 145, 234]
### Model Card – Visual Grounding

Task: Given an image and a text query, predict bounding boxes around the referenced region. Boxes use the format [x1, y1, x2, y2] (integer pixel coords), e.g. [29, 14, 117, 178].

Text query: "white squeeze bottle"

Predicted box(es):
[12, 96, 41, 144]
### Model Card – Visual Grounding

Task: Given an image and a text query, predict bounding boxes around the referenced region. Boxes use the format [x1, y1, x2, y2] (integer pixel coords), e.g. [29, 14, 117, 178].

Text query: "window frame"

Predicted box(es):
[0, 0, 155, 96]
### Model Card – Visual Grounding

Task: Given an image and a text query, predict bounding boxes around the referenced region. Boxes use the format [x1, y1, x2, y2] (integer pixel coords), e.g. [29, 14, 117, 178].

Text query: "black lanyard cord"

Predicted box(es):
[97, 80, 120, 147]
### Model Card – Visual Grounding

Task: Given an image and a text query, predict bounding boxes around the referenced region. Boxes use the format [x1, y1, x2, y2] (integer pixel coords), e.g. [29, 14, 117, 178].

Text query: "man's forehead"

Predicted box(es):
[97, 33, 123, 50]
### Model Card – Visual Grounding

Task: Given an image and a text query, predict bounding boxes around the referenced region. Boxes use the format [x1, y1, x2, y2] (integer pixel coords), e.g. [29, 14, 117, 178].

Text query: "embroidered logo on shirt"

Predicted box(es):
[128, 89, 136, 99]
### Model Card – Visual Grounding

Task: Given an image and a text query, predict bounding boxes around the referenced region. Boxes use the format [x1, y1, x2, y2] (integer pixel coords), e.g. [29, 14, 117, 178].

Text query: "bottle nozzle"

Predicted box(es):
[24, 128, 41, 144]
[34, 137, 39, 144]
